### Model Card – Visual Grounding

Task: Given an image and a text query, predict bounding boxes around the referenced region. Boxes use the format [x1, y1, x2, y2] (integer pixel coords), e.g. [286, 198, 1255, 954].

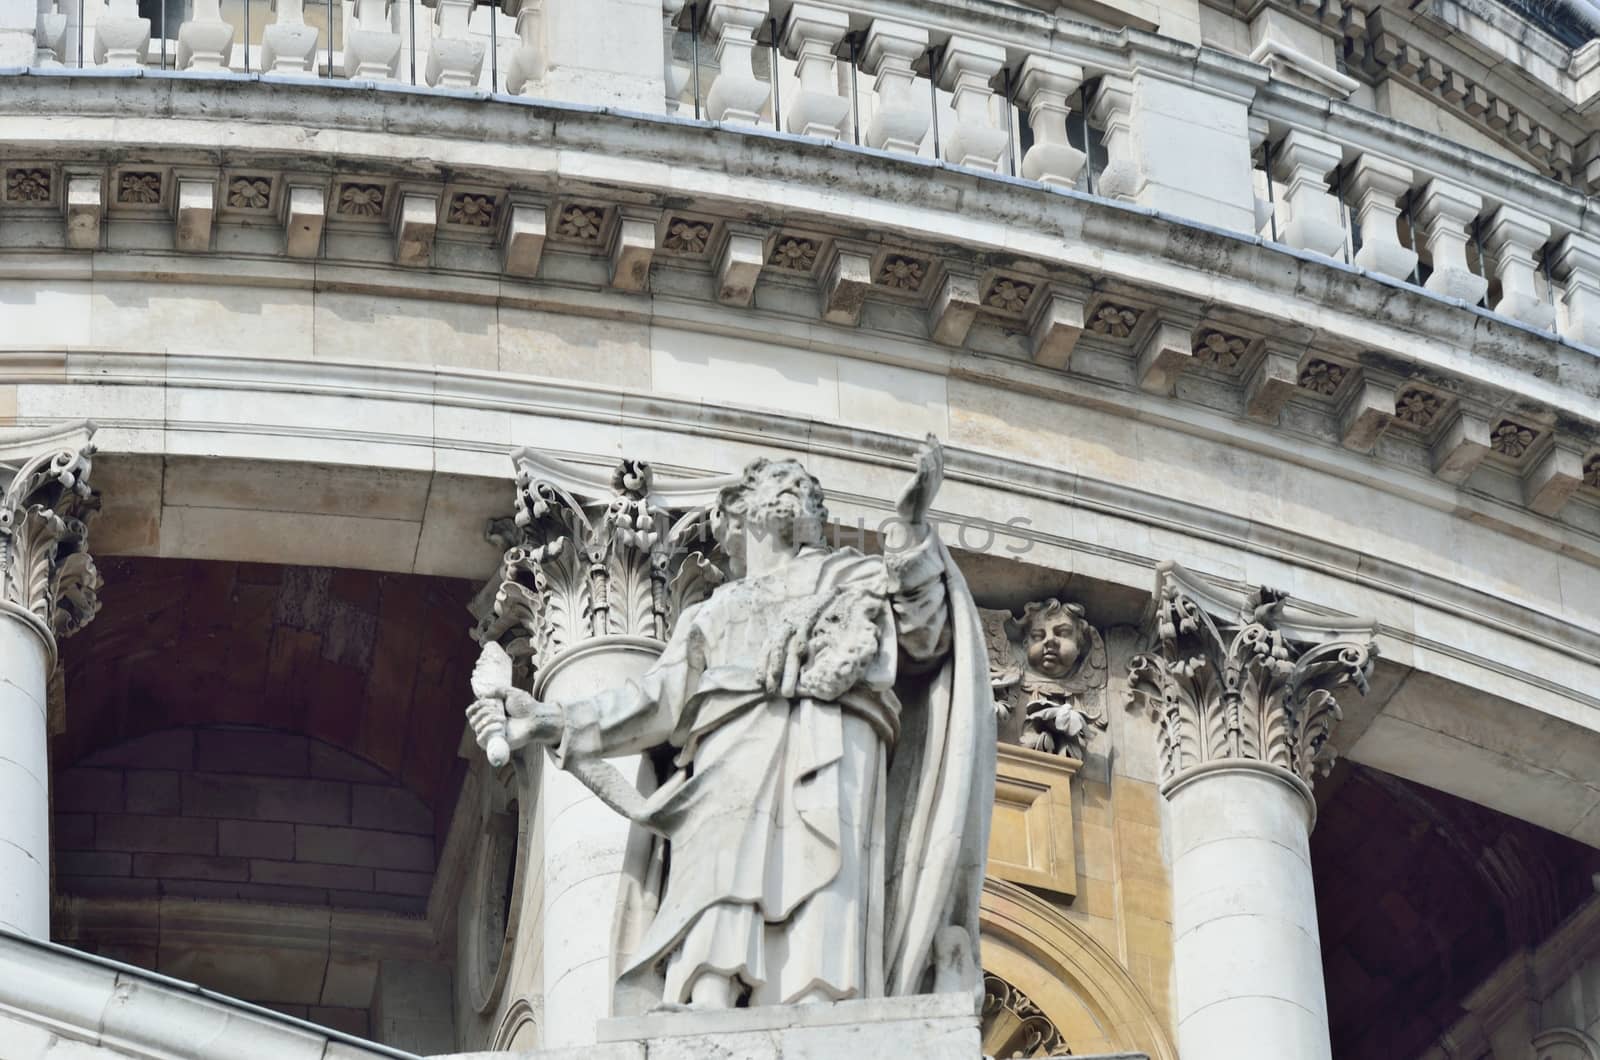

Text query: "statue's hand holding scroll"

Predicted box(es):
[468, 642, 563, 765]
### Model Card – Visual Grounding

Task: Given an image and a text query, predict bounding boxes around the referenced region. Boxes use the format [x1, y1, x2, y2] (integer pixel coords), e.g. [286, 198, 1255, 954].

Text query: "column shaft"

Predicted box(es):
[0, 611, 51, 937]
[1168, 764, 1330, 1060]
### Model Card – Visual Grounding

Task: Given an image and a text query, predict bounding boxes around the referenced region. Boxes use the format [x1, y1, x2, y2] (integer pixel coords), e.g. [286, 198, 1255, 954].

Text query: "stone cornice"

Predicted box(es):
[15, 347, 1600, 724]
[3, 77, 1598, 479]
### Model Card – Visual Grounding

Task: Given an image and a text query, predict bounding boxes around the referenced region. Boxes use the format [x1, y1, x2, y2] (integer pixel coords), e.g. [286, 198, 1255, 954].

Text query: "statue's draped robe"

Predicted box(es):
[553, 534, 994, 1011]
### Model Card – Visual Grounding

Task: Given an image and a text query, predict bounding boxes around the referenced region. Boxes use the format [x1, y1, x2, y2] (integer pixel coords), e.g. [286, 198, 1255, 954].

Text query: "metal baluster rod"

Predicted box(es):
[327, 0, 335, 75]
[244, 0, 251, 72]
[927, 45, 942, 160]
[1334, 163, 1350, 265]
[1403, 193, 1422, 286]
[409, 0, 416, 84]
[690, 3, 701, 121]
[848, 32, 860, 145]
[1077, 92, 1095, 197]
[159, 0, 167, 68]
[76, 0, 83, 66]
[489, 0, 498, 93]
[1262, 138, 1279, 244]
[1471, 216, 1488, 308]
[768, 17, 779, 131]
[1003, 66, 1016, 177]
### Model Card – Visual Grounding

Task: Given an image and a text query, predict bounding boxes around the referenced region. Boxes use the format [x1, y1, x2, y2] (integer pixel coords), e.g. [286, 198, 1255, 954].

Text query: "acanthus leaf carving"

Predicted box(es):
[471, 454, 730, 675]
[0, 434, 102, 642]
[1125, 562, 1375, 791]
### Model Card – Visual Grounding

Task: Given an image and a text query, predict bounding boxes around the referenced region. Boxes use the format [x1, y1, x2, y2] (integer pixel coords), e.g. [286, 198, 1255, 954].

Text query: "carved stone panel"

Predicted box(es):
[987, 743, 1079, 900]
[981, 972, 1070, 1058]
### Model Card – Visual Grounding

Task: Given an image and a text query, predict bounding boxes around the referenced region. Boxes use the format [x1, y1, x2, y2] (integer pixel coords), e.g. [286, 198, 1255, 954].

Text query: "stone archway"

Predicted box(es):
[981, 877, 1178, 1060]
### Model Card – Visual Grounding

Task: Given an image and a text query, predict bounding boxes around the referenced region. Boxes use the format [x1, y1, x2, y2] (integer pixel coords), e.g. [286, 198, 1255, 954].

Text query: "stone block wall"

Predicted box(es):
[54, 726, 437, 915]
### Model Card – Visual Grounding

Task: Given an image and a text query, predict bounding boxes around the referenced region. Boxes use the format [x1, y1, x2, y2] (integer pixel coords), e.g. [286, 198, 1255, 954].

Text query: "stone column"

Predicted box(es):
[0, 424, 102, 938]
[472, 452, 728, 1047]
[1126, 562, 1375, 1060]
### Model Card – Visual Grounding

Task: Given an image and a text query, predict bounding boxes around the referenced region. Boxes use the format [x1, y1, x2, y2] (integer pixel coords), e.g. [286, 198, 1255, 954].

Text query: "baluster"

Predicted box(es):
[94, 0, 151, 65]
[1551, 234, 1600, 350]
[662, 0, 690, 111]
[1087, 75, 1140, 199]
[704, 0, 769, 125]
[504, 0, 543, 94]
[1271, 131, 1345, 257]
[1482, 205, 1555, 329]
[343, 0, 403, 79]
[1016, 55, 1085, 188]
[177, 0, 236, 69]
[35, 0, 68, 64]
[936, 36, 1007, 171]
[260, 0, 318, 73]
[859, 20, 928, 154]
[780, 3, 848, 138]
[1414, 179, 1488, 304]
[1347, 154, 1418, 280]
[425, 0, 483, 87]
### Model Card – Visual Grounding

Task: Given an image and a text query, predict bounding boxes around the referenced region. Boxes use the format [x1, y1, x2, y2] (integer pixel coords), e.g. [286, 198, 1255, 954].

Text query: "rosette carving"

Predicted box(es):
[1125, 562, 1375, 789]
[0, 430, 102, 642]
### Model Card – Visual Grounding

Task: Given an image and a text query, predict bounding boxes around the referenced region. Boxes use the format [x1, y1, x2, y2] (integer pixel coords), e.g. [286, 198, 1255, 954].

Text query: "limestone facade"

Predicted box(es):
[0, 0, 1598, 1057]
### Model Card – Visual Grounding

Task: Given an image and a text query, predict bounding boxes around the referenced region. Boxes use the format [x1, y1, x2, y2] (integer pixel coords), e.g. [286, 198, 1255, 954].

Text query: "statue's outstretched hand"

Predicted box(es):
[467, 688, 563, 758]
[894, 434, 944, 534]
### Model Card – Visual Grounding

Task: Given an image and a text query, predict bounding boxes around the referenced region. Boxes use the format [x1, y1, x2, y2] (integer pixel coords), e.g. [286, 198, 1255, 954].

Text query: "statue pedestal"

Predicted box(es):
[596, 992, 981, 1058]
[432, 993, 984, 1059]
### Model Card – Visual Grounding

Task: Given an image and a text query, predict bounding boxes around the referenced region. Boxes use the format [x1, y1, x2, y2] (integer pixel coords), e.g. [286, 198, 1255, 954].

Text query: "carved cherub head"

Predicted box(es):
[1007, 598, 1091, 679]
[713, 458, 829, 555]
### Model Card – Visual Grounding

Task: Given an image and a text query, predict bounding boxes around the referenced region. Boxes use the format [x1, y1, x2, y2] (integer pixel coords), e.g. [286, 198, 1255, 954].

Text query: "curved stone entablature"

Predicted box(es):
[3, 75, 1599, 517]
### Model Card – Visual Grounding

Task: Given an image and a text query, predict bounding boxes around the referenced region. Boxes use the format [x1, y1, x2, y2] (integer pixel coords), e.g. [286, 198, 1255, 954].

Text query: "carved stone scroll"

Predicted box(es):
[0, 423, 102, 645]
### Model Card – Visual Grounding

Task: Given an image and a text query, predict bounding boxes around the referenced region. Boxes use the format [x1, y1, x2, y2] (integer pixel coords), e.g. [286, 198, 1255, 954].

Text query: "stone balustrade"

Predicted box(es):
[10, 0, 1600, 355]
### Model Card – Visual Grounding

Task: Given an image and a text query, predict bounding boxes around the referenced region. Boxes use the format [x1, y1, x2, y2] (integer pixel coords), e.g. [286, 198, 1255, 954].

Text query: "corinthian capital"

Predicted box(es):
[1125, 561, 1376, 798]
[0, 424, 103, 647]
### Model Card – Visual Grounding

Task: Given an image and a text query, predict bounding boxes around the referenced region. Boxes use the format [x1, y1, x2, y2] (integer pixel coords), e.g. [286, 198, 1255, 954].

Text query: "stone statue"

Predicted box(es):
[466, 437, 996, 1015]
[984, 598, 1107, 759]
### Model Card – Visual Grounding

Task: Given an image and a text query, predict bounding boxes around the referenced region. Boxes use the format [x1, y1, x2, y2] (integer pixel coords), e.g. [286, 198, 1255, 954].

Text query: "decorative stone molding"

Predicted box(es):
[1191, 327, 1254, 373]
[1125, 562, 1376, 806]
[116, 171, 163, 206]
[5, 168, 51, 204]
[226, 175, 274, 211]
[660, 215, 713, 255]
[336, 181, 386, 219]
[983, 598, 1108, 761]
[1394, 385, 1445, 430]
[1491, 418, 1540, 460]
[554, 202, 607, 243]
[1297, 357, 1347, 397]
[981, 973, 1069, 1058]
[0, 424, 102, 647]
[1086, 300, 1142, 340]
[768, 234, 820, 273]
[1344, 14, 1577, 187]
[875, 253, 928, 293]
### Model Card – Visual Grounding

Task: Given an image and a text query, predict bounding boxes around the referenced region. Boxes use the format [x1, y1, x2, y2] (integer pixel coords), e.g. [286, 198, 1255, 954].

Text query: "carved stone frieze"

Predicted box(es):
[876, 254, 928, 292]
[1297, 358, 1347, 396]
[767, 235, 819, 272]
[981, 972, 1069, 1058]
[554, 203, 606, 243]
[1191, 328, 1252, 372]
[1125, 562, 1375, 793]
[1491, 418, 1539, 459]
[449, 193, 496, 228]
[5, 169, 51, 204]
[983, 277, 1035, 315]
[661, 217, 711, 254]
[117, 171, 163, 206]
[226, 176, 273, 210]
[337, 182, 386, 218]
[1087, 301, 1141, 339]
[983, 598, 1108, 760]
[1394, 386, 1444, 429]
[0, 428, 103, 643]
